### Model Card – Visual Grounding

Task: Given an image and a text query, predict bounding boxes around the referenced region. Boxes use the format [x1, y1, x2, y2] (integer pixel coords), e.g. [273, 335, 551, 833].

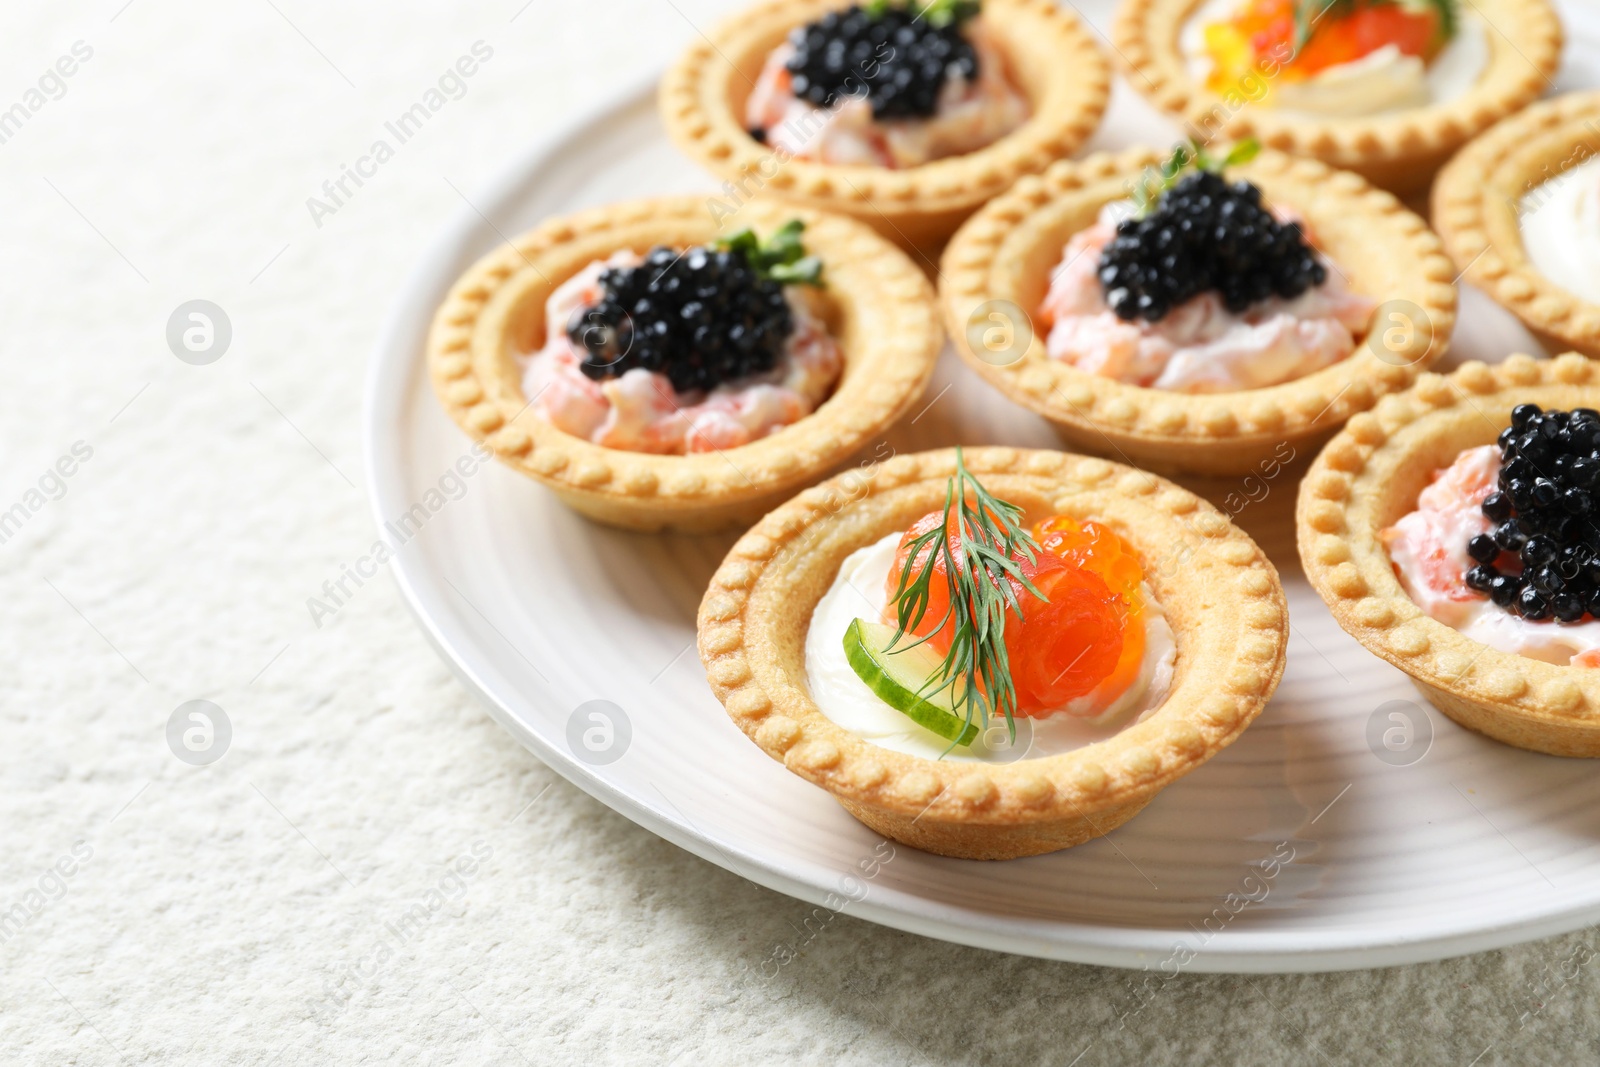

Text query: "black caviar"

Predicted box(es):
[567, 245, 794, 395]
[782, 2, 979, 121]
[1467, 404, 1600, 623]
[1097, 170, 1327, 323]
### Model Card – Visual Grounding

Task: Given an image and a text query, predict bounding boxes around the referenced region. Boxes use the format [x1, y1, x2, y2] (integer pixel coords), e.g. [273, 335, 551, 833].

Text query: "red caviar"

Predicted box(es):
[1204, 0, 1449, 97]
[1034, 516, 1147, 705]
[885, 509, 1146, 715]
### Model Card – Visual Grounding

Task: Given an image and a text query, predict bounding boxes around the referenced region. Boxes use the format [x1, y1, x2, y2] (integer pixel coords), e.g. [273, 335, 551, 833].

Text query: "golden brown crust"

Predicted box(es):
[1297, 354, 1600, 758]
[1434, 91, 1600, 358]
[427, 196, 943, 532]
[1111, 0, 1563, 195]
[697, 446, 1289, 859]
[937, 147, 1458, 476]
[659, 0, 1110, 252]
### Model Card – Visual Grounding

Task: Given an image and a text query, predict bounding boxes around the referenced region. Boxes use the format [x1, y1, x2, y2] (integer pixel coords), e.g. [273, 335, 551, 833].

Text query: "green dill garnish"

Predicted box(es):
[886, 448, 1043, 742]
[1131, 137, 1261, 217]
[1427, 0, 1458, 42]
[1294, 0, 1355, 49]
[864, 0, 980, 28]
[715, 219, 824, 287]
[1292, 0, 1457, 51]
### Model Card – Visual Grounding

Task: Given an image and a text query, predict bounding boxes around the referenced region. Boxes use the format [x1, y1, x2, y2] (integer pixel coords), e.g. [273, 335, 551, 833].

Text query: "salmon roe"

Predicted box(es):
[1033, 516, 1147, 707]
[884, 510, 1146, 715]
[1204, 0, 1447, 96]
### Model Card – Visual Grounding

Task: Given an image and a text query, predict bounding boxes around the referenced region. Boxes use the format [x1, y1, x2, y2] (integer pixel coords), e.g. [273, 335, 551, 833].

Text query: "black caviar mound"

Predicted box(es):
[1466, 404, 1600, 623]
[783, 2, 980, 121]
[567, 245, 794, 395]
[1097, 170, 1328, 323]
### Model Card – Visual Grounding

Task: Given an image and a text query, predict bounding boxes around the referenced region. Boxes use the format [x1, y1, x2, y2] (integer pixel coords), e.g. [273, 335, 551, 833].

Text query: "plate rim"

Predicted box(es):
[361, 78, 1600, 974]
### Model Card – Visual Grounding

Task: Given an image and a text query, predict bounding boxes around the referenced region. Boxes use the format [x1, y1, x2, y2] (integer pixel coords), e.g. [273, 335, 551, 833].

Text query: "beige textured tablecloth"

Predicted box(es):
[4, 1, 1600, 1063]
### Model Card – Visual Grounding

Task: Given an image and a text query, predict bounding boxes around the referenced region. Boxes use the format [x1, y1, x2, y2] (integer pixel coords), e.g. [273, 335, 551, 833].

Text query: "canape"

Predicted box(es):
[1299, 354, 1600, 757]
[940, 144, 1456, 475]
[661, 0, 1110, 253]
[428, 197, 942, 531]
[698, 446, 1288, 859]
[1111, 0, 1561, 195]
[1434, 91, 1600, 359]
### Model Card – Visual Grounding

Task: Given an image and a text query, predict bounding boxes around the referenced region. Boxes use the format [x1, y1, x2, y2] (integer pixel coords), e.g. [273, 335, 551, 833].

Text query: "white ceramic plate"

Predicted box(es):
[365, 2, 1600, 972]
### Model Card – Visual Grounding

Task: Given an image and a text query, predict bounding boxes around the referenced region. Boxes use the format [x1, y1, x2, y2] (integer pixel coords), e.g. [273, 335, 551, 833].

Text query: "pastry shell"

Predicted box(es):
[697, 446, 1289, 860]
[659, 0, 1110, 256]
[427, 196, 942, 532]
[1434, 91, 1600, 358]
[1297, 354, 1600, 758]
[1111, 0, 1562, 196]
[938, 147, 1457, 476]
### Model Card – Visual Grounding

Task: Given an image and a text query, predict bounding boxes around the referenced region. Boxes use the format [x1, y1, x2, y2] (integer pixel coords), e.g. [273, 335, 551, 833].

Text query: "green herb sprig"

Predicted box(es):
[864, 0, 980, 28]
[1294, 0, 1357, 48]
[886, 448, 1043, 741]
[715, 219, 824, 287]
[1130, 137, 1261, 217]
[1427, 0, 1459, 42]
[1292, 0, 1457, 51]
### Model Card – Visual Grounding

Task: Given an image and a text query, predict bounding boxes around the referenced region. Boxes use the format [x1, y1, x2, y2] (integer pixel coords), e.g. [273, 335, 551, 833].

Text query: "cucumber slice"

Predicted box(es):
[843, 618, 980, 746]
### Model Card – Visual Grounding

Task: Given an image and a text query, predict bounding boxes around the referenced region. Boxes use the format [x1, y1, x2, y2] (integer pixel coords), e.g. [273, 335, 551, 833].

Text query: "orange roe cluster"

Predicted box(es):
[883, 510, 1146, 717]
[1204, 0, 1450, 97]
[1034, 516, 1144, 614]
[1034, 516, 1146, 709]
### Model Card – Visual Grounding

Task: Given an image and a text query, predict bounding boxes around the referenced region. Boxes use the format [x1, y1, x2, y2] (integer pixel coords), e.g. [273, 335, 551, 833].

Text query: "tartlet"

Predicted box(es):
[1297, 354, 1600, 757]
[660, 0, 1111, 255]
[697, 446, 1289, 860]
[1110, 0, 1562, 195]
[1434, 91, 1600, 358]
[427, 197, 941, 532]
[939, 147, 1457, 476]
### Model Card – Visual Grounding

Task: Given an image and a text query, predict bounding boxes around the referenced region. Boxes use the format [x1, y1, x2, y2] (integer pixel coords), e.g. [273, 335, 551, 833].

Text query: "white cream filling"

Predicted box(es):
[1179, 0, 1488, 119]
[803, 533, 1176, 763]
[1520, 155, 1600, 307]
[1454, 604, 1600, 666]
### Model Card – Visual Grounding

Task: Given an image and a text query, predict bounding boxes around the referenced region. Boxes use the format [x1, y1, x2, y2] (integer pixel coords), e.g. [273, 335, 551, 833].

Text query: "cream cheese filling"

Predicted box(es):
[1520, 155, 1600, 307]
[803, 533, 1176, 763]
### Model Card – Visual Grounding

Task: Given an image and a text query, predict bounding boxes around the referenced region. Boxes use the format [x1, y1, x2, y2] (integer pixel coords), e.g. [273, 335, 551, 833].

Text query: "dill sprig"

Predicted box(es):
[886, 448, 1043, 741]
[714, 219, 824, 287]
[1292, 0, 1457, 51]
[1294, 0, 1358, 48]
[1130, 137, 1260, 216]
[864, 0, 980, 28]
